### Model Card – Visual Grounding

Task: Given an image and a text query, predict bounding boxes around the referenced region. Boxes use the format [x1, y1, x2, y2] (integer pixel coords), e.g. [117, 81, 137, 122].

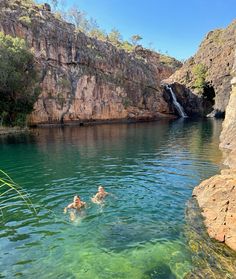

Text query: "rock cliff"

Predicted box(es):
[0, 0, 181, 125]
[193, 49, 236, 251]
[220, 49, 236, 168]
[167, 20, 236, 117]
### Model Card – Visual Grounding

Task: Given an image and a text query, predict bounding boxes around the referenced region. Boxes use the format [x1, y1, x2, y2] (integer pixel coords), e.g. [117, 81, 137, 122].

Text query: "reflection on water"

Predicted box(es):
[0, 118, 231, 279]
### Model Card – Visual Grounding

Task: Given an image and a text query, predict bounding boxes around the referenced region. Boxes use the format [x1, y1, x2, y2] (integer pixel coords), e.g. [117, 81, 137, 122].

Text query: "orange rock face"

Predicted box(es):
[0, 0, 180, 125]
[193, 169, 236, 251]
[193, 50, 236, 251]
[220, 50, 236, 168]
[166, 20, 236, 116]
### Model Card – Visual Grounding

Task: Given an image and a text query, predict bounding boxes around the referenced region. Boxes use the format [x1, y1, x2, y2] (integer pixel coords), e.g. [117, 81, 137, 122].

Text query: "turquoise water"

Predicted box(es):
[0, 119, 223, 279]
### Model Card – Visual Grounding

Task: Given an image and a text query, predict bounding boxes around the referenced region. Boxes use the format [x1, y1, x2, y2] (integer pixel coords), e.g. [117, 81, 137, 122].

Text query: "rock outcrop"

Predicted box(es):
[193, 169, 236, 251]
[193, 50, 236, 251]
[220, 49, 236, 168]
[0, 0, 182, 125]
[167, 20, 236, 117]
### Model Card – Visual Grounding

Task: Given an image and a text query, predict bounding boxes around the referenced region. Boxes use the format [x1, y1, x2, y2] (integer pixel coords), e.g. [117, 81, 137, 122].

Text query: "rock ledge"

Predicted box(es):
[193, 169, 236, 251]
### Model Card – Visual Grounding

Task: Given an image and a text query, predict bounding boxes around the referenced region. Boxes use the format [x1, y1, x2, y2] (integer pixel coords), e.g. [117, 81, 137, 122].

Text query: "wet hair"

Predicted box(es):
[73, 195, 80, 202]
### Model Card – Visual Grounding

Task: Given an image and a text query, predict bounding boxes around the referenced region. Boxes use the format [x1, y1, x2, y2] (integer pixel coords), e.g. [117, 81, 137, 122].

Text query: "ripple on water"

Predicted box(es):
[0, 119, 229, 278]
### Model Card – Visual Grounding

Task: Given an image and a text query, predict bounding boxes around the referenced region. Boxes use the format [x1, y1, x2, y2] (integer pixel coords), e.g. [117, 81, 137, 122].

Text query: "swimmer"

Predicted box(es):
[64, 195, 86, 213]
[91, 186, 109, 204]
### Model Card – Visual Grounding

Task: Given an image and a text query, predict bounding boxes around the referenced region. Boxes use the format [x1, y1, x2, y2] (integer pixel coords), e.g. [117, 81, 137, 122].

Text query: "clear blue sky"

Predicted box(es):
[42, 0, 235, 60]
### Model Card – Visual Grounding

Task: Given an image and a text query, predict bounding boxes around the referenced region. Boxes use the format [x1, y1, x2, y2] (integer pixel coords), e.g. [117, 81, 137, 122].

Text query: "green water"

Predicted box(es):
[0, 119, 224, 278]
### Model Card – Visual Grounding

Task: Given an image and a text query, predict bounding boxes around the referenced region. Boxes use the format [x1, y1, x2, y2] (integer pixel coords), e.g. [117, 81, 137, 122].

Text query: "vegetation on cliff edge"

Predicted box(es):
[0, 32, 39, 127]
[192, 63, 207, 91]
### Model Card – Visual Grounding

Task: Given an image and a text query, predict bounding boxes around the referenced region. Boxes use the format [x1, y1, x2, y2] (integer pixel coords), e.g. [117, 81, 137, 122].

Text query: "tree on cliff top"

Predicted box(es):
[0, 32, 39, 127]
[130, 34, 143, 46]
[108, 29, 123, 46]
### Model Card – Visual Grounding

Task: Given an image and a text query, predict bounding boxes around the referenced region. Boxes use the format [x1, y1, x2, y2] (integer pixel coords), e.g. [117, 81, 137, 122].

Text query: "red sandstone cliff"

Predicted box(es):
[166, 20, 236, 117]
[193, 50, 236, 251]
[0, 0, 181, 125]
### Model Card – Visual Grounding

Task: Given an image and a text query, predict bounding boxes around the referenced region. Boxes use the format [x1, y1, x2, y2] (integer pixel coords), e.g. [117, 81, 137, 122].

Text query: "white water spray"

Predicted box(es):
[165, 85, 188, 118]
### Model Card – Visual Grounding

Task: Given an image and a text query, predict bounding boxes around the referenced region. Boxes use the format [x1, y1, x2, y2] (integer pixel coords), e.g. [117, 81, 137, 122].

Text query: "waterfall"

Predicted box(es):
[165, 85, 188, 118]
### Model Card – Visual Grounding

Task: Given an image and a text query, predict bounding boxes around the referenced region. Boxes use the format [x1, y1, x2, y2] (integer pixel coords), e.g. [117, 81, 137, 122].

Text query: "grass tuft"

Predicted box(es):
[0, 169, 37, 217]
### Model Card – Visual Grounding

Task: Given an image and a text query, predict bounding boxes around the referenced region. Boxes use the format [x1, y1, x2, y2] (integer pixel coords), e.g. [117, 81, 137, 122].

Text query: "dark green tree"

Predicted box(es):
[0, 32, 39, 126]
[192, 63, 207, 90]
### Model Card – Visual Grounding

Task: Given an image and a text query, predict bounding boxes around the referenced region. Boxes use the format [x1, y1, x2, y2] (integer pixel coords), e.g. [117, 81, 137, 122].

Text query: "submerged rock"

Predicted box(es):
[144, 262, 176, 279]
[185, 199, 236, 278]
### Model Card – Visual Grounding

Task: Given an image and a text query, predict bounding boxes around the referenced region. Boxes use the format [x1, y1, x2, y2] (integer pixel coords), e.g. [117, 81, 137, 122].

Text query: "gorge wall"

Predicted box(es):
[0, 0, 182, 125]
[193, 50, 236, 251]
[166, 20, 236, 117]
[220, 50, 236, 168]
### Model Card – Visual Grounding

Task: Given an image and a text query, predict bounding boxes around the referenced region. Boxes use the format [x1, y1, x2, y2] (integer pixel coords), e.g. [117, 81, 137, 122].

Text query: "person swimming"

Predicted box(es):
[64, 195, 86, 213]
[91, 186, 109, 204]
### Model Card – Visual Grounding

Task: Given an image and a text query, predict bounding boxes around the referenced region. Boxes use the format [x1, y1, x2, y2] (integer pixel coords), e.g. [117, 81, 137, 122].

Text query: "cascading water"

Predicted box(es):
[165, 85, 188, 118]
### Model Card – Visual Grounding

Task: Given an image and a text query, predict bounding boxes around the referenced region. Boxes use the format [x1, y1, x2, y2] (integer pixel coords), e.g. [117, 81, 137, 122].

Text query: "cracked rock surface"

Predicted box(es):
[0, 0, 181, 125]
[193, 169, 236, 251]
[192, 50, 236, 251]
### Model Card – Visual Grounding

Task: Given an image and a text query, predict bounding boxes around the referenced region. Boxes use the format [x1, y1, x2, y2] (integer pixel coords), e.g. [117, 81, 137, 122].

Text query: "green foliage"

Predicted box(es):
[54, 11, 62, 21]
[66, 6, 98, 34]
[122, 98, 131, 108]
[108, 29, 122, 46]
[0, 32, 39, 127]
[192, 63, 207, 90]
[19, 15, 32, 26]
[0, 169, 37, 217]
[10, 0, 34, 7]
[130, 34, 142, 46]
[159, 54, 182, 69]
[49, 2, 154, 55]
[19, 0, 34, 6]
[0, 111, 7, 126]
[119, 41, 134, 52]
[206, 29, 223, 45]
[89, 28, 107, 41]
[58, 77, 71, 88]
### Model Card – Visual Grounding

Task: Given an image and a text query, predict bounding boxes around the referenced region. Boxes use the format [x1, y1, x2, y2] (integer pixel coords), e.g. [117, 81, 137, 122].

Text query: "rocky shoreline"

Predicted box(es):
[192, 50, 236, 251]
[0, 127, 28, 136]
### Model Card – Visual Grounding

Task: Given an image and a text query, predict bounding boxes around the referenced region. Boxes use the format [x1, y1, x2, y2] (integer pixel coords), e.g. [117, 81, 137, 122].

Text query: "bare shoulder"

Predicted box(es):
[67, 202, 75, 209]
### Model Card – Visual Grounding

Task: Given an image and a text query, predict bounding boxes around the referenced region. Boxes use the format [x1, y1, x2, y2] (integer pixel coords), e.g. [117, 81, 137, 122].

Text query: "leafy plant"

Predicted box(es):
[0, 170, 37, 217]
[159, 54, 182, 69]
[130, 34, 142, 46]
[89, 28, 107, 41]
[0, 32, 39, 126]
[108, 29, 122, 46]
[119, 41, 134, 52]
[192, 63, 207, 90]
[19, 15, 32, 26]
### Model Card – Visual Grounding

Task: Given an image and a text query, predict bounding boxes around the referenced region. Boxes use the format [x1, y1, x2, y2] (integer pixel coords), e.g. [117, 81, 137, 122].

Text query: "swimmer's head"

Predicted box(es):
[98, 186, 104, 192]
[74, 195, 81, 203]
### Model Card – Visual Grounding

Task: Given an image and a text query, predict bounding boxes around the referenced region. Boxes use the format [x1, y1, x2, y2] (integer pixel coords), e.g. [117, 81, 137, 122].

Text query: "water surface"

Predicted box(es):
[0, 119, 224, 278]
